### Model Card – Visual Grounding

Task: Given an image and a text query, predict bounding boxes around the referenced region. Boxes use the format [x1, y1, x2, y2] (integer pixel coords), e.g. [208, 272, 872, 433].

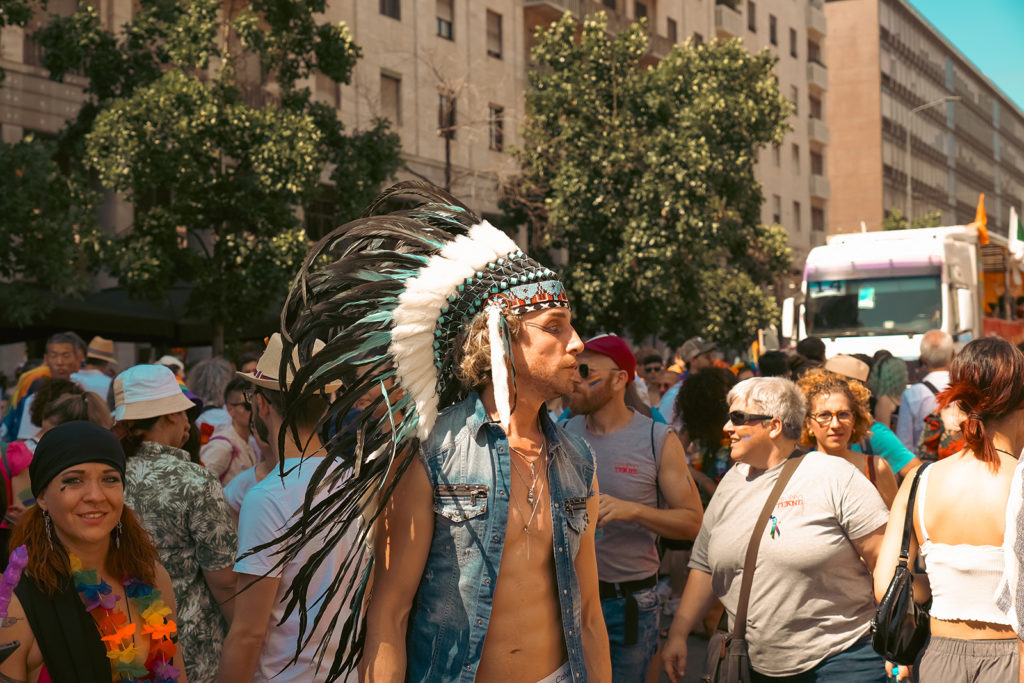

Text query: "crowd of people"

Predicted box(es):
[1, 183, 1024, 683]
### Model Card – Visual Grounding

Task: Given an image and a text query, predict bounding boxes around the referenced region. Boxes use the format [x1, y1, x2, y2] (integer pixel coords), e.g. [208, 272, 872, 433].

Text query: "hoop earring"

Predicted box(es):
[43, 510, 54, 550]
[115, 520, 123, 550]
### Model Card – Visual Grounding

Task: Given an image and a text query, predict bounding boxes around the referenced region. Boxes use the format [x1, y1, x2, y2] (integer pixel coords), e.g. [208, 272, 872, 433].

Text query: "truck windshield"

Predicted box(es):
[806, 275, 942, 336]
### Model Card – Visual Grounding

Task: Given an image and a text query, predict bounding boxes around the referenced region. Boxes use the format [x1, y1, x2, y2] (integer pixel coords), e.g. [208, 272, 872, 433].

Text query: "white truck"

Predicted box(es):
[782, 226, 1021, 360]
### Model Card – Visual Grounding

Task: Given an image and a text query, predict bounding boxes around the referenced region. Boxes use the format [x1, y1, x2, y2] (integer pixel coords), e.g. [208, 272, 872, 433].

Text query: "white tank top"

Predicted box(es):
[916, 466, 1010, 625]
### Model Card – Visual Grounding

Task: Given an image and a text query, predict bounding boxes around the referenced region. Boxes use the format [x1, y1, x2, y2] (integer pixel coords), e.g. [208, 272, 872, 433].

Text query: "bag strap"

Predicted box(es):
[899, 462, 932, 566]
[732, 450, 804, 639]
[921, 380, 939, 395]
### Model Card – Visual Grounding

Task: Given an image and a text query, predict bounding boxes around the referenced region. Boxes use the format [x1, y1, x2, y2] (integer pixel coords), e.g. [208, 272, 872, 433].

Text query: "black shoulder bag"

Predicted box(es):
[702, 453, 804, 683]
[871, 462, 932, 665]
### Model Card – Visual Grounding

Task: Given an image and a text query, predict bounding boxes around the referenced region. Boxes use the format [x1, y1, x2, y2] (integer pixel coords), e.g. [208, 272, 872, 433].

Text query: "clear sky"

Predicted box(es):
[908, 0, 1024, 111]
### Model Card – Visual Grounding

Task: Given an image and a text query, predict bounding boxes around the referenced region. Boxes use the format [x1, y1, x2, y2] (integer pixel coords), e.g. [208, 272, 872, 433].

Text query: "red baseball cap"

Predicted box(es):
[583, 334, 637, 382]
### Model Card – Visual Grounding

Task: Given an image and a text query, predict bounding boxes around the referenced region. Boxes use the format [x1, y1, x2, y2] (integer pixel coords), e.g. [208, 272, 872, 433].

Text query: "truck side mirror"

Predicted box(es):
[956, 288, 974, 332]
[781, 297, 795, 342]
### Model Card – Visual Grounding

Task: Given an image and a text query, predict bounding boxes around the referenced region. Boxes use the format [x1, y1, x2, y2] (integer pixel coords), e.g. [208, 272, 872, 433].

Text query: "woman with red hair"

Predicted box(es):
[875, 338, 1021, 681]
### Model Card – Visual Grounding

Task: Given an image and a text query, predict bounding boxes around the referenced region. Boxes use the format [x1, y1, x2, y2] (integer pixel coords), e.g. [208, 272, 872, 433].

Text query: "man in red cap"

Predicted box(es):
[564, 334, 703, 682]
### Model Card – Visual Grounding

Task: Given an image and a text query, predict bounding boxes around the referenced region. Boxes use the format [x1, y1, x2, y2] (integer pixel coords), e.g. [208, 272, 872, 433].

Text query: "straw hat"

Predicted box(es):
[237, 333, 342, 393]
[86, 336, 117, 364]
[823, 354, 870, 382]
[113, 364, 196, 421]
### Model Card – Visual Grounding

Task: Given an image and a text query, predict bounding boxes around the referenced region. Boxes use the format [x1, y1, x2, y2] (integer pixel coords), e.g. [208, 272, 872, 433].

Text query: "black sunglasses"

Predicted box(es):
[728, 410, 773, 426]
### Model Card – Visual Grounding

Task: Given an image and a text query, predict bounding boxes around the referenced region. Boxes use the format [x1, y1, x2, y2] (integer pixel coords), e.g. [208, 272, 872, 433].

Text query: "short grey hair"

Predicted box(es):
[920, 330, 953, 369]
[186, 357, 233, 408]
[727, 377, 806, 440]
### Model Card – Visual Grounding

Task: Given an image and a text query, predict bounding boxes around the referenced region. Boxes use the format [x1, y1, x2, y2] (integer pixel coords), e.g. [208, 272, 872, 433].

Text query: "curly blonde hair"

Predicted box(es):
[796, 368, 873, 447]
[455, 312, 523, 390]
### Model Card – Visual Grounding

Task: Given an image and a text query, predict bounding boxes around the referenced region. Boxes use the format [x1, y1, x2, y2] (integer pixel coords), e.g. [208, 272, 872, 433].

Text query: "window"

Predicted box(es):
[305, 185, 337, 241]
[792, 143, 800, 173]
[438, 93, 456, 138]
[693, 32, 703, 45]
[747, 1, 756, 32]
[381, 72, 401, 125]
[808, 40, 823, 65]
[790, 85, 799, 115]
[769, 14, 777, 45]
[811, 150, 824, 175]
[489, 105, 504, 152]
[667, 18, 678, 43]
[635, 1, 647, 19]
[603, 0, 616, 8]
[789, 28, 797, 58]
[437, 0, 453, 40]
[812, 206, 826, 232]
[380, 0, 400, 20]
[809, 95, 823, 119]
[793, 201, 802, 232]
[772, 195, 782, 224]
[486, 10, 502, 58]
[773, 145, 781, 167]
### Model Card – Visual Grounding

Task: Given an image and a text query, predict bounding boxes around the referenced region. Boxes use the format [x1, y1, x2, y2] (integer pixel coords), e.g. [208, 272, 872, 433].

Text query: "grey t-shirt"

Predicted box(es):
[564, 412, 672, 583]
[690, 451, 889, 676]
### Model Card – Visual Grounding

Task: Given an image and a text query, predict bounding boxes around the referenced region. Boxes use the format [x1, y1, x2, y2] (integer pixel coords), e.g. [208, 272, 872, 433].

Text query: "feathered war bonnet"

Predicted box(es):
[270, 182, 569, 678]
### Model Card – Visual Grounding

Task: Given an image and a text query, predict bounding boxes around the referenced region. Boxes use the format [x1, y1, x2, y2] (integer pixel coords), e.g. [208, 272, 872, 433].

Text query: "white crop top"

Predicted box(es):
[916, 466, 1010, 625]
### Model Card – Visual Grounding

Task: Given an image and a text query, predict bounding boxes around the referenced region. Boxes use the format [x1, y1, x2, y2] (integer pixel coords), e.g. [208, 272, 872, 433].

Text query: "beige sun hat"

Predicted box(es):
[86, 336, 117, 364]
[237, 333, 342, 393]
[113, 364, 196, 421]
[823, 354, 870, 382]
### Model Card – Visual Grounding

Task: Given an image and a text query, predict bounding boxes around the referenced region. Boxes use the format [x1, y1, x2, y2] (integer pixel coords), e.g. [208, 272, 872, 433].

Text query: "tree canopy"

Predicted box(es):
[502, 13, 793, 347]
[882, 208, 943, 231]
[6, 0, 401, 343]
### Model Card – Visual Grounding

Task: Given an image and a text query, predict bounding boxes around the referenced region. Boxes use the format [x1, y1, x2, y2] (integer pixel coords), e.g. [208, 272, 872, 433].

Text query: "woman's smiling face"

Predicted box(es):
[37, 462, 124, 549]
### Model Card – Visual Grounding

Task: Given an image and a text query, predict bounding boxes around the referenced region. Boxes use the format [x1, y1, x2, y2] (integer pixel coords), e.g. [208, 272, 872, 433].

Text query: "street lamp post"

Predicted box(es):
[905, 95, 960, 219]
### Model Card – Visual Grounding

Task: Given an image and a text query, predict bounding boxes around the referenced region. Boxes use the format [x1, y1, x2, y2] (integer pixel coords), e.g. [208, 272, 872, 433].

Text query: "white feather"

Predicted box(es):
[488, 305, 511, 432]
[390, 220, 518, 439]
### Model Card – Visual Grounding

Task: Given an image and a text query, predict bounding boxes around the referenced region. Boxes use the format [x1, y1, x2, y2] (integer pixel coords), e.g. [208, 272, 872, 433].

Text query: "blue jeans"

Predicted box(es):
[601, 586, 660, 683]
[750, 635, 887, 683]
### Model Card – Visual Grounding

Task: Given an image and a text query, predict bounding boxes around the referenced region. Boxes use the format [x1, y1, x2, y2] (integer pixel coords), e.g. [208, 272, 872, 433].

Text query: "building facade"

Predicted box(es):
[825, 0, 1024, 235]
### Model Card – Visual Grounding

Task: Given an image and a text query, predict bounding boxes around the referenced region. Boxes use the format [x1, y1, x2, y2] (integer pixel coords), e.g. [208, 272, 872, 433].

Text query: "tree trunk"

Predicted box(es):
[213, 323, 225, 356]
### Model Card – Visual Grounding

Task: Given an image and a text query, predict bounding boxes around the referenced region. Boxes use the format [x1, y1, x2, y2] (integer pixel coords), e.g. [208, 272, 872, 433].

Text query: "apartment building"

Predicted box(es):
[2, 0, 826, 287]
[326, 0, 827, 265]
[826, 0, 1024, 235]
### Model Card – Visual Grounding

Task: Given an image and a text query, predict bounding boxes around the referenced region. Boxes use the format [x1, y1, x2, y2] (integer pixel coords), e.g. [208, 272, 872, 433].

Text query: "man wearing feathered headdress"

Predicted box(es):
[273, 183, 611, 682]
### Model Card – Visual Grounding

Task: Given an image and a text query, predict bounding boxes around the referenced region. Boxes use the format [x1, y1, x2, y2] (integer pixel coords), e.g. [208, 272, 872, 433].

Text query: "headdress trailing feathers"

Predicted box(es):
[265, 182, 569, 679]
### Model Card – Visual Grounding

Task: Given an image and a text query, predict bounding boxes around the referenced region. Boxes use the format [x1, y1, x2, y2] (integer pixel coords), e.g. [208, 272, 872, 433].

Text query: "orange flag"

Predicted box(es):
[974, 193, 989, 245]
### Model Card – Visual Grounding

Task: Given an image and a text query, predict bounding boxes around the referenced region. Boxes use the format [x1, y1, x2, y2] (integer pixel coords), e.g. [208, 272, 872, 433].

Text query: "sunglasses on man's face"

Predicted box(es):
[643, 364, 663, 373]
[728, 410, 773, 426]
[577, 363, 620, 380]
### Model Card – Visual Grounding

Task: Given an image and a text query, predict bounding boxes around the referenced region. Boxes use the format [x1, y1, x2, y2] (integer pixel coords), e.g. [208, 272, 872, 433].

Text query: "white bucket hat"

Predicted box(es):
[237, 333, 341, 393]
[113, 364, 196, 421]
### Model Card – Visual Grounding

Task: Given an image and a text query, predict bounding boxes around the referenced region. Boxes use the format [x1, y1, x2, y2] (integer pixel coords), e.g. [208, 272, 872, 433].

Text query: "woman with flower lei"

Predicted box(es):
[0, 421, 185, 682]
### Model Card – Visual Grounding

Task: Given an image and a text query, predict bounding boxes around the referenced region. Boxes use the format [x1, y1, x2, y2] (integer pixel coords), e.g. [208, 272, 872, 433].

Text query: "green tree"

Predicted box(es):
[29, 0, 401, 349]
[0, 136, 103, 326]
[882, 208, 943, 231]
[502, 14, 792, 347]
[0, 0, 33, 82]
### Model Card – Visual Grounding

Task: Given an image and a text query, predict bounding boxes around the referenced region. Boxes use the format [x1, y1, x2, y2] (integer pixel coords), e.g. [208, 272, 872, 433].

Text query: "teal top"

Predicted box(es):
[851, 421, 916, 473]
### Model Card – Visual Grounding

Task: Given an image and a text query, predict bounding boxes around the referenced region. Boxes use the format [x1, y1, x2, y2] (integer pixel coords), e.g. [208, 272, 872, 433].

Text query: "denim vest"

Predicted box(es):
[406, 393, 596, 683]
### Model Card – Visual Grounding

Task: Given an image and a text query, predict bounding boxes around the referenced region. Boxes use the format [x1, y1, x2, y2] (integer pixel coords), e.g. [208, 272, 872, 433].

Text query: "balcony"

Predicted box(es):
[807, 60, 828, 92]
[524, 0, 675, 59]
[806, 0, 826, 39]
[808, 117, 829, 145]
[714, 3, 745, 39]
[810, 173, 830, 199]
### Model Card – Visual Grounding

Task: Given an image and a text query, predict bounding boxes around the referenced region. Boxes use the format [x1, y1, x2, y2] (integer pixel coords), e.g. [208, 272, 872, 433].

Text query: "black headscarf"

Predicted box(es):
[29, 421, 126, 497]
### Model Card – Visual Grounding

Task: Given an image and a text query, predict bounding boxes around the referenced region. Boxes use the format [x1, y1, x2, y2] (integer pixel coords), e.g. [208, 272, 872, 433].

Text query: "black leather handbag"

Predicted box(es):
[871, 462, 932, 665]
[702, 453, 804, 683]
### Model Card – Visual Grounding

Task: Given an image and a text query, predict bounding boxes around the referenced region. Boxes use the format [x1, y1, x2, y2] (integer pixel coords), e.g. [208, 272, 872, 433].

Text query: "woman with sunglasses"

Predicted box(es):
[797, 368, 898, 507]
[877, 338, 1021, 681]
[663, 377, 890, 683]
[199, 377, 258, 487]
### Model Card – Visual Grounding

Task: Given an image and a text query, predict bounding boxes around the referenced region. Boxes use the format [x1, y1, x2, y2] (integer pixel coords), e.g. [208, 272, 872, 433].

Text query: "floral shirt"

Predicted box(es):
[125, 441, 238, 683]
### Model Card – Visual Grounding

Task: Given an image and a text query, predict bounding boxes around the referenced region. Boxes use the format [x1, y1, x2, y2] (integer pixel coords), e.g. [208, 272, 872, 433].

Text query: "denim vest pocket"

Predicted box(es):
[433, 484, 489, 522]
[564, 496, 589, 558]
